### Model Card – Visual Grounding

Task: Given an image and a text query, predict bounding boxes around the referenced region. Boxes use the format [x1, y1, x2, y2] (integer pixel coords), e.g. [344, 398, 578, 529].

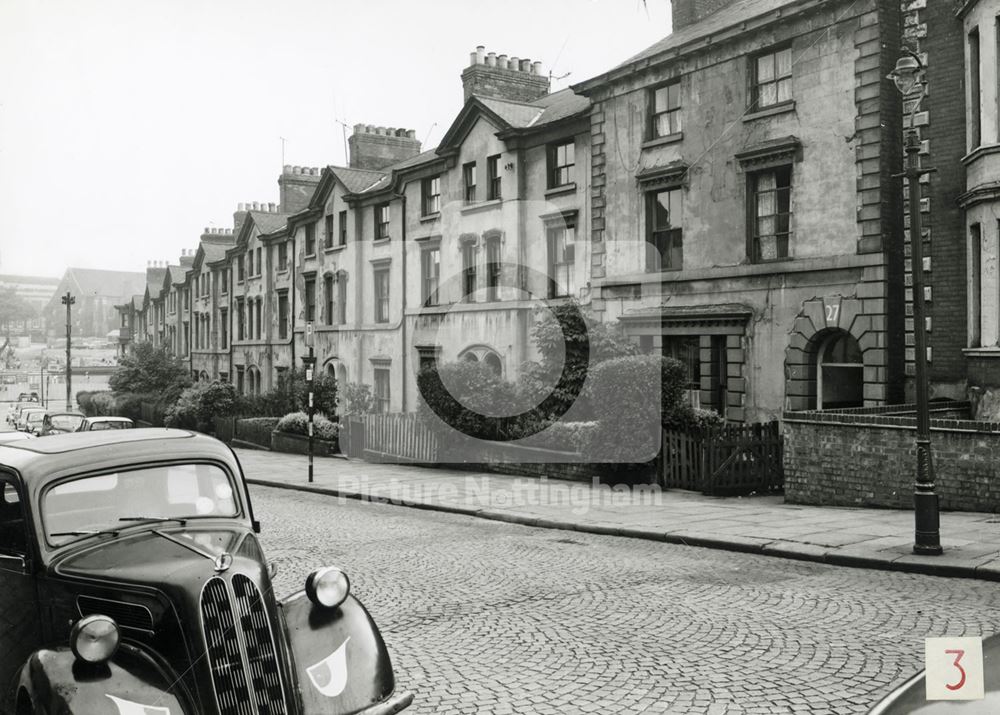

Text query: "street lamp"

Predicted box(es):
[61, 292, 75, 411]
[887, 51, 942, 556]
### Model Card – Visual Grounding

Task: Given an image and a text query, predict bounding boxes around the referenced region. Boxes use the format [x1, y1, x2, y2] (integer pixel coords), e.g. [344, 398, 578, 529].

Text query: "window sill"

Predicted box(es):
[420, 212, 441, 223]
[460, 199, 503, 215]
[544, 183, 577, 198]
[373, 238, 391, 245]
[324, 245, 347, 254]
[962, 143, 1000, 165]
[642, 133, 684, 149]
[276, 268, 289, 275]
[304, 253, 317, 260]
[742, 100, 796, 122]
[963, 347, 1000, 357]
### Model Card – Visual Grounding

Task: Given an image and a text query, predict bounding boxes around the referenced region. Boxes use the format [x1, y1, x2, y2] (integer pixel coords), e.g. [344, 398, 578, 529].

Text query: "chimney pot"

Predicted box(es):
[268, 202, 277, 212]
[406, 129, 417, 139]
[510, 56, 519, 71]
[366, 124, 375, 133]
[354, 123, 365, 134]
[533, 61, 543, 76]
[204, 227, 209, 234]
[252, 201, 260, 210]
[498, 54, 508, 70]
[283, 164, 291, 172]
[469, 51, 478, 67]
[486, 52, 496, 67]
[476, 46, 486, 64]
[521, 58, 531, 72]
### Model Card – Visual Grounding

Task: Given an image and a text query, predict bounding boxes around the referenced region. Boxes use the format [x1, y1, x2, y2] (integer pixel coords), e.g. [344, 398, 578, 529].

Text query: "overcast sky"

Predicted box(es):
[0, 0, 672, 278]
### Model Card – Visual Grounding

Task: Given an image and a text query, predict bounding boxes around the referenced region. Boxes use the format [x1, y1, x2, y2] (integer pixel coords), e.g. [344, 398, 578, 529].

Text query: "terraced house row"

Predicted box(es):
[117, 0, 999, 421]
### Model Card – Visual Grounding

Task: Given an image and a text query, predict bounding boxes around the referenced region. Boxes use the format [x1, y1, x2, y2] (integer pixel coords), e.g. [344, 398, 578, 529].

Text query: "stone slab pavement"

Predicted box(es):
[234, 448, 1000, 581]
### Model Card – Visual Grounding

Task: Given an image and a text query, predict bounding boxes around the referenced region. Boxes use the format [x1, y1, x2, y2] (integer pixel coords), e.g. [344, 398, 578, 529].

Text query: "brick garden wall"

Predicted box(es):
[783, 402, 1000, 512]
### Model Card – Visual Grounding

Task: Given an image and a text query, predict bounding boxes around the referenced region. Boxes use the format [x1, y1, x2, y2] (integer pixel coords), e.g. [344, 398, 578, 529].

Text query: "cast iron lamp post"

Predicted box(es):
[887, 51, 942, 556]
[302, 323, 316, 484]
[61, 292, 75, 411]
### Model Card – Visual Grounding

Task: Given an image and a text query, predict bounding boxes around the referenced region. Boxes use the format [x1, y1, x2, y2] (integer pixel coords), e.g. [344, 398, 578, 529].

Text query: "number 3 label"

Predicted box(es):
[925, 637, 984, 700]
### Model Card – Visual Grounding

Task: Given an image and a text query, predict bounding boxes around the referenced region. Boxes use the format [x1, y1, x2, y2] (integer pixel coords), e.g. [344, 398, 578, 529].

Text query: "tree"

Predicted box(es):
[109, 342, 192, 403]
[518, 300, 638, 421]
[0, 285, 36, 356]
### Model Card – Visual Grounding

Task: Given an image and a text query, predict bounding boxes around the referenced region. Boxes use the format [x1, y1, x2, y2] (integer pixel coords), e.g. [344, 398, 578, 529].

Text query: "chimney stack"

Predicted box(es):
[462, 46, 550, 103]
[348, 124, 422, 171]
[671, 0, 739, 31]
[277, 165, 321, 214]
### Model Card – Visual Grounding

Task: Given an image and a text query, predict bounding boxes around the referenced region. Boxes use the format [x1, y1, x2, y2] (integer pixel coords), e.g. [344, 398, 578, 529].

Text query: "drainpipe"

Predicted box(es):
[393, 190, 408, 413]
[516, 146, 529, 370]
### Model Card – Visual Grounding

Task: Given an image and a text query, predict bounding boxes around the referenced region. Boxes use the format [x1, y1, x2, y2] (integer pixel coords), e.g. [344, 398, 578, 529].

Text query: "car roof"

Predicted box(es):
[0, 429, 240, 493]
[86, 415, 132, 421]
[45, 411, 85, 417]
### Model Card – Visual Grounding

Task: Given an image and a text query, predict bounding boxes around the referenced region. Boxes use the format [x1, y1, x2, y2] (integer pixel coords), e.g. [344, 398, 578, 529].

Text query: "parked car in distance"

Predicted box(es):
[0, 429, 413, 715]
[76, 415, 134, 431]
[868, 632, 999, 712]
[8, 403, 37, 427]
[16, 407, 46, 432]
[39, 411, 86, 436]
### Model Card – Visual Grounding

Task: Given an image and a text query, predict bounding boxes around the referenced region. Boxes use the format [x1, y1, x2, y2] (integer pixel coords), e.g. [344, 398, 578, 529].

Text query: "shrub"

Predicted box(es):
[276, 411, 309, 435]
[165, 383, 210, 430]
[275, 411, 340, 442]
[691, 407, 726, 429]
[236, 417, 280, 448]
[109, 343, 191, 404]
[417, 361, 521, 440]
[314, 416, 340, 442]
[76, 391, 95, 415]
[518, 421, 599, 453]
[586, 355, 693, 465]
[341, 383, 375, 415]
[89, 391, 117, 417]
[233, 369, 337, 418]
[114, 393, 147, 423]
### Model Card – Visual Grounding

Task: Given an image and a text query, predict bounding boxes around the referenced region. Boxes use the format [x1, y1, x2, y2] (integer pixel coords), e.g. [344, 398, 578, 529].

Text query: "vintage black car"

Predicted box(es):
[0, 429, 413, 715]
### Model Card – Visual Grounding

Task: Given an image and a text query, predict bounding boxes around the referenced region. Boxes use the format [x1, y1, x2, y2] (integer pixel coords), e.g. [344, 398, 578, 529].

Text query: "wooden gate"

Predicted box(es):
[660, 421, 783, 495]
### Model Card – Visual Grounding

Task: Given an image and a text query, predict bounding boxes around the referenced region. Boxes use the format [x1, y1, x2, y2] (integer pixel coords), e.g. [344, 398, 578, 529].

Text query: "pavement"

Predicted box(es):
[234, 448, 1000, 582]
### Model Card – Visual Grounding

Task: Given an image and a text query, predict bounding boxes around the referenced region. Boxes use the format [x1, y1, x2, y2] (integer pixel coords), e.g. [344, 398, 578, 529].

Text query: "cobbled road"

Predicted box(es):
[255, 485, 1000, 714]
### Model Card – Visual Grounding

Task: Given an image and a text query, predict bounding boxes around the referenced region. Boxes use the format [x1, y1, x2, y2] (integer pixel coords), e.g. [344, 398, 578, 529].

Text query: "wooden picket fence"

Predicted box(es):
[660, 421, 783, 496]
[356, 413, 439, 464]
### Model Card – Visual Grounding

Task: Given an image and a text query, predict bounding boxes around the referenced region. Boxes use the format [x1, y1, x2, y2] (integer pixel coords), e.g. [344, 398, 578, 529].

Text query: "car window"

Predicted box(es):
[43, 463, 240, 546]
[0, 480, 27, 556]
[50, 415, 84, 431]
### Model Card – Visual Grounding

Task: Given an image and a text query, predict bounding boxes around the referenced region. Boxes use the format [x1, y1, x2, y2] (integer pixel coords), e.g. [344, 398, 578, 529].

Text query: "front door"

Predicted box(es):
[0, 474, 41, 701]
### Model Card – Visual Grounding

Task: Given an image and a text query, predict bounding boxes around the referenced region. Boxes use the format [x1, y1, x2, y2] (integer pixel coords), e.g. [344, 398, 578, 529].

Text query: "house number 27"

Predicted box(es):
[825, 304, 839, 325]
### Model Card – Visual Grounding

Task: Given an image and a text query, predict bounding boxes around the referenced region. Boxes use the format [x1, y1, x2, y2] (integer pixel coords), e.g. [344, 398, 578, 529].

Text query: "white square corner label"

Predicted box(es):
[925, 637, 984, 701]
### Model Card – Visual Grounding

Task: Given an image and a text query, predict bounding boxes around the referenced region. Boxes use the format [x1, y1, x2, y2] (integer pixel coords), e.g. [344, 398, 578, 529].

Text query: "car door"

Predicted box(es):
[0, 473, 41, 697]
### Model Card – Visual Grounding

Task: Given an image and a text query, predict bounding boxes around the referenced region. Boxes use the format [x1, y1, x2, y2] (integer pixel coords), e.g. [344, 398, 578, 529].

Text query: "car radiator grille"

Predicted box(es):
[202, 576, 287, 715]
[232, 574, 287, 715]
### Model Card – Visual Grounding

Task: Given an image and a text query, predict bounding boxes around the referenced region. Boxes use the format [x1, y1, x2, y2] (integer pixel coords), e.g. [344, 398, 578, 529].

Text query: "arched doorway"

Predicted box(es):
[458, 346, 504, 376]
[817, 331, 863, 409]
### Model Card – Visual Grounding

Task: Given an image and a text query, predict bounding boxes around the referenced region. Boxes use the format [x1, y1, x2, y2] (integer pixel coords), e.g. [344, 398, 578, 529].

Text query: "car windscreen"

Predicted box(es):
[49, 414, 84, 431]
[43, 463, 239, 546]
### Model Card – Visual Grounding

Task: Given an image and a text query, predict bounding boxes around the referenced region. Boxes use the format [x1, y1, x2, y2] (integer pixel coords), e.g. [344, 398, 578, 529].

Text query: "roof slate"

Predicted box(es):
[64, 268, 147, 299]
[615, 0, 803, 69]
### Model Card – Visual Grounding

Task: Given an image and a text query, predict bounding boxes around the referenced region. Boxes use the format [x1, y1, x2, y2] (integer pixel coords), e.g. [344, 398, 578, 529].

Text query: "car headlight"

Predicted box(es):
[70, 614, 120, 664]
[305, 566, 351, 609]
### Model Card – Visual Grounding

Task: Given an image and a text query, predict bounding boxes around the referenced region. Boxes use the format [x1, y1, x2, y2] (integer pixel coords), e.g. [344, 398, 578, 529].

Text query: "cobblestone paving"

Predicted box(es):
[255, 485, 1000, 714]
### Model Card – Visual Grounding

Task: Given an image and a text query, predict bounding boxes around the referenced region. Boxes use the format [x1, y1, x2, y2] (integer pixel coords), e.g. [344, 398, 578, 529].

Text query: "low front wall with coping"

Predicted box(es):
[783, 402, 1000, 512]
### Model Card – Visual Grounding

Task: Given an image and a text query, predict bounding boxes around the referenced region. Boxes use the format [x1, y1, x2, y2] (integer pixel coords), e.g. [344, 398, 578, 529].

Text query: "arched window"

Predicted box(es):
[458, 346, 504, 377]
[483, 353, 502, 376]
[247, 366, 261, 395]
[817, 331, 863, 409]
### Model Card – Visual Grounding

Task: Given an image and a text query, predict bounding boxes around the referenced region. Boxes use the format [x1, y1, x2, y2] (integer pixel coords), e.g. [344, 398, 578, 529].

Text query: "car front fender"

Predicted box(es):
[280, 591, 411, 714]
[17, 644, 190, 715]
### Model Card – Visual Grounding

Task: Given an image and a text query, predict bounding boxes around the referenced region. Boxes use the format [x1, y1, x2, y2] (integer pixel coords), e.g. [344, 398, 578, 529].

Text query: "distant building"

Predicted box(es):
[0, 274, 60, 340]
[45, 268, 146, 339]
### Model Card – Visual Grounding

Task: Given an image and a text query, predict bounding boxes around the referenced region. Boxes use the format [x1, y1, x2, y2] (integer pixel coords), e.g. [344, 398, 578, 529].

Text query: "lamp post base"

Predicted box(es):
[914, 490, 942, 555]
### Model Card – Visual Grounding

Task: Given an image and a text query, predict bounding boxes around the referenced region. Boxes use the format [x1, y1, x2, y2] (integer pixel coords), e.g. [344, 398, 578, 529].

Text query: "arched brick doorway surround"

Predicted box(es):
[784, 296, 888, 411]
